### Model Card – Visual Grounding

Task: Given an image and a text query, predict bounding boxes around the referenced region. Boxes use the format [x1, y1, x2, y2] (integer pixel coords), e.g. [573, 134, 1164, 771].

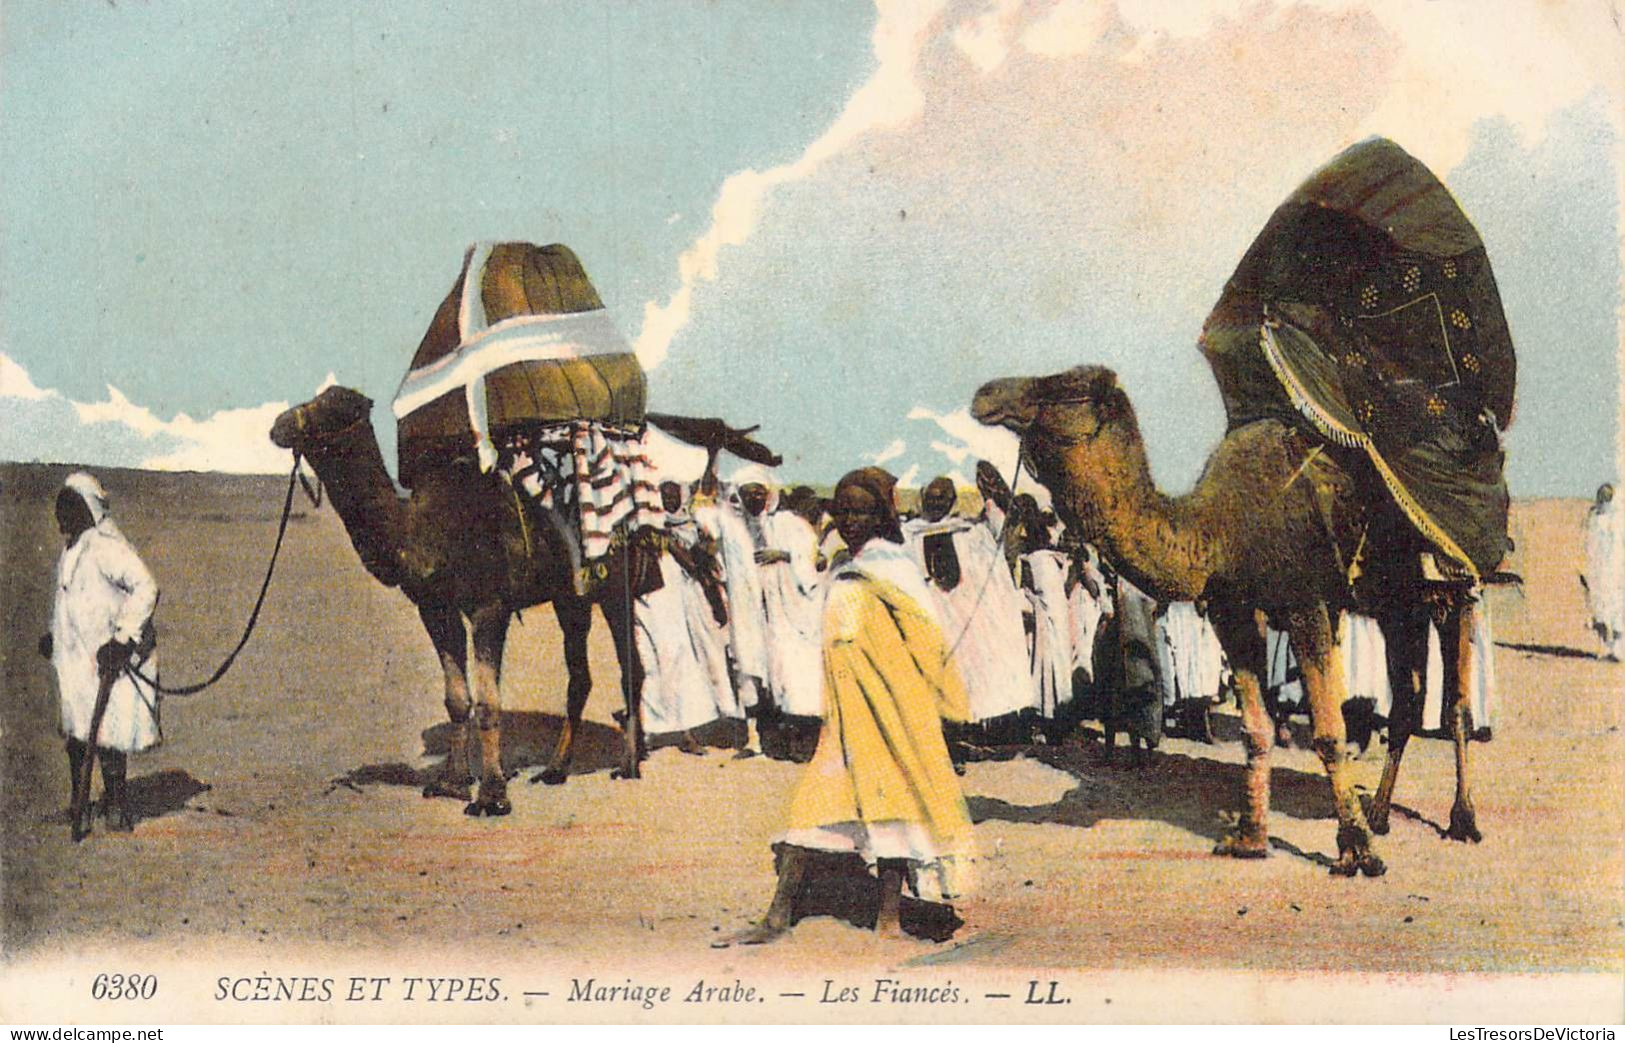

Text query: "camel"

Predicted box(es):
[971, 140, 1514, 874]
[269, 385, 776, 815]
[973, 365, 1497, 875]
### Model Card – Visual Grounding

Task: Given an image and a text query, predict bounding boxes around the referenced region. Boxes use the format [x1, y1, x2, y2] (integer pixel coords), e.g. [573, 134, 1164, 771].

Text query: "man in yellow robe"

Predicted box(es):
[718, 467, 974, 946]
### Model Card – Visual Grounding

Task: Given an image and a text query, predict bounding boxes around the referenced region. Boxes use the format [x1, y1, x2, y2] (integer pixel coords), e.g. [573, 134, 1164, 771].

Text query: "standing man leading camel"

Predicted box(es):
[39, 472, 160, 838]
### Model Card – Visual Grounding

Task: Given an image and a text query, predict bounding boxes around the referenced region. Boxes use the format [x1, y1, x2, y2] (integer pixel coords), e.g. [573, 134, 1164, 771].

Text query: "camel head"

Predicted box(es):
[971, 365, 1145, 541]
[270, 386, 375, 455]
[971, 365, 1131, 442]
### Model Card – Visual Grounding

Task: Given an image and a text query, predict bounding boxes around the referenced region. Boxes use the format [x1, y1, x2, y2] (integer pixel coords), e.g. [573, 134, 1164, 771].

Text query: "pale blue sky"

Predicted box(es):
[2, 2, 1619, 496]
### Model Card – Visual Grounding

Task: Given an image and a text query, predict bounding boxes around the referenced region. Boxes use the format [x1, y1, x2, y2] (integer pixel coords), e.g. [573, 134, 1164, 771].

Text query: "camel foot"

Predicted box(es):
[464, 778, 511, 817]
[105, 807, 134, 833]
[462, 797, 513, 817]
[535, 768, 569, 786]
[1368, 808, 1391, 836]
[609, 763, 642, 781]
[1329, 850, 1387, 877]
[1446, 803, 1482, 844]
[422, 777, 473, 801]
[1332, 826, 1386, 877]
[711, 922, 788, 948]
[1213, 830, 1269, 859]
[678, 735, 705, 756]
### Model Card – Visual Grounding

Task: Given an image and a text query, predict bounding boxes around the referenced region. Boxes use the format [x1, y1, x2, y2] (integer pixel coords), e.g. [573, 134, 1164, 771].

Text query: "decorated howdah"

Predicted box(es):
[392, 242, 646, 488]
[1198, 137, 1516, 579]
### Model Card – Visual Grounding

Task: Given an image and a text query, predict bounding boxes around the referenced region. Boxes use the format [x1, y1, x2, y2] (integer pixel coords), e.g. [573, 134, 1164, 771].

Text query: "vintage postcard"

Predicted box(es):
[2, 0, 1621, 1029]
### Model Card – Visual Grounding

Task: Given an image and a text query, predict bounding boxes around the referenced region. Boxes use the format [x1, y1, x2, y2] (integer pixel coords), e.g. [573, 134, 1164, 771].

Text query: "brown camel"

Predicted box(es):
[972, 140, 1516, 874]
[269, 386, 775, 815]
[972, 366, 1495, 874]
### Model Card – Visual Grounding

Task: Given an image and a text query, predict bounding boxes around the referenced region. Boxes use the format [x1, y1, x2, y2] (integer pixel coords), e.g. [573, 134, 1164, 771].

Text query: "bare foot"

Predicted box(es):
[711, 922, 787, 948]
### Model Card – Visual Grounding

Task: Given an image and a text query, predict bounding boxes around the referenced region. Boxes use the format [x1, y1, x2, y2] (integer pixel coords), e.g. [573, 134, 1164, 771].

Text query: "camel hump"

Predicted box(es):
[396, 242, 645, 489]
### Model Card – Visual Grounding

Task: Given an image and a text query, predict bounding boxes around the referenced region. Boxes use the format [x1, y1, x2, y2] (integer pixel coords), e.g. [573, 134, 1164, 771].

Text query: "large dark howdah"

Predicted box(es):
[972, 140, 1513, 875]
[270, 385, 652, 815]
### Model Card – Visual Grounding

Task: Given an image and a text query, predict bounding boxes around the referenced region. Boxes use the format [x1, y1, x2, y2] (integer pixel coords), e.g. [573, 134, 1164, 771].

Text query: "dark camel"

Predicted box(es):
[269, 386, 775, 815]
[973, 366, 1489, 876]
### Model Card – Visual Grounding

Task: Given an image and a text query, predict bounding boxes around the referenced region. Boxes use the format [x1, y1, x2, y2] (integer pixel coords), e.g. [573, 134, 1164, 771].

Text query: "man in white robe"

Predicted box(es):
[42, 472, 159, 836]
[1155, 602, 1226, 741]
[902, 477, 1037, 723]
[742, 480, 825, 720]
[1018, 519, 1074, 721]
[695, 488, 767, 696]
[1066, 541, 1110, 686]
[1582, 483, 1624, 661]
[635, 483, 732, 751]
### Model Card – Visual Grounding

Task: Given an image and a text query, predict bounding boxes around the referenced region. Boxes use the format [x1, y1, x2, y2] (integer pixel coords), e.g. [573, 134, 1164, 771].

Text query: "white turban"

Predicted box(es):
[62, 472, 110, 525]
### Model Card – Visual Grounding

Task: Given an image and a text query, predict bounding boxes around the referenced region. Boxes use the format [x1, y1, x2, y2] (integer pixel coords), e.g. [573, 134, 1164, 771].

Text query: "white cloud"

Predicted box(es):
[953, 0, 1024, 73]
[73, 385, 170, 439]
[0, 352, 315, 474]
[136, 400, 299, 473]
[1020, 0, 1114, 56]
[865, 437, 908, 465]
[0, 352, 59, 401]
[634, 0, 950, 369]
[907, 405, 1021, 478]
[896, 463, 921, 489]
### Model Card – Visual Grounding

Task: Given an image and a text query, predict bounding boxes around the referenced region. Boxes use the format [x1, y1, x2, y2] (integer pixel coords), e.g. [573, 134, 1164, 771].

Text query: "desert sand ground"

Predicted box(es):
[2, 462, 1620, 1023]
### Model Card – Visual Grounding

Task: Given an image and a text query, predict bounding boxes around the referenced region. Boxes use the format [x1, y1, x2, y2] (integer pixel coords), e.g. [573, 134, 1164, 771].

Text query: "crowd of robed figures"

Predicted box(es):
[33, 465, 1625, 940]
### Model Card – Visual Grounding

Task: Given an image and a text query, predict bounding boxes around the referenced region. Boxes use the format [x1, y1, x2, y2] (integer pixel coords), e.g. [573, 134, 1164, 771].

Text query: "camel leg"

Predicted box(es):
[601, 588, 645, 780]
[1210, 607, 1270, 859]
[539, 597, 592, 786]
[465, 605, 512, 817]
[1442, 595, 1483, 843]
[1370, 603, 1427, 835]
[1294, 604, 1384, 877]
[418, 603, 473, 801]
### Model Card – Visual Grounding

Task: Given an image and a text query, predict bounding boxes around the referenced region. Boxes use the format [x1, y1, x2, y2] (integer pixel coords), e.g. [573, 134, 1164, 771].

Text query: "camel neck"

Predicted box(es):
[303, 418, 406, 588]
[1053, 430, 1209, 602]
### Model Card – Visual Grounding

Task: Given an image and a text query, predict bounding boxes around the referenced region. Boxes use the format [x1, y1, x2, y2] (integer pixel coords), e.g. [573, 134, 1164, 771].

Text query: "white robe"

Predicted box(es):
[52, 519, 161, 752]
[694, 495, 768, 703]
[902, 516, 1037, 722]
[1265, 626, 1304, 711]
[755, 509, 825, 717]
[1340, 612, 1393, 716]
[1583, 498, 1624, 659]
[1423, 598, 1496, 732]
[1156, 602, 1226, 707]
[1023, 550, 1074, 718]
[1068, 550, 1110, 682]
[635, 518, 733, 734]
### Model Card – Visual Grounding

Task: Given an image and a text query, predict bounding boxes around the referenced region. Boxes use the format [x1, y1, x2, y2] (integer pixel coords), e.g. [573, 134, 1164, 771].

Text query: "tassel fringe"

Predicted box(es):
[1258, 323, 1480, 582]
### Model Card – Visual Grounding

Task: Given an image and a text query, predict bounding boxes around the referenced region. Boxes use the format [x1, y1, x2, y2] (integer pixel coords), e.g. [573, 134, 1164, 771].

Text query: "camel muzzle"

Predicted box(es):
[970, 377, 1039, 433]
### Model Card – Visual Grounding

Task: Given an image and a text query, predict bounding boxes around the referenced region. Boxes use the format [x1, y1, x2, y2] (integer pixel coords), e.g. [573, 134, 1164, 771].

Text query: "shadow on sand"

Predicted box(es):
[966, 739, 1345, 868]
[128, 769, 213, 821]
[44, 769, 214, 827]
[1494, 640, 1608, 661]
[328, 711, 629, 793]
